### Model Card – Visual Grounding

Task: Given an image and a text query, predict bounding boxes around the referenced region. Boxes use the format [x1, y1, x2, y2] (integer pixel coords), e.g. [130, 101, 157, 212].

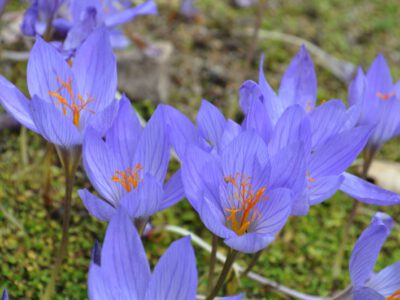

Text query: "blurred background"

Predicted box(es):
[1, 0, 400, 299]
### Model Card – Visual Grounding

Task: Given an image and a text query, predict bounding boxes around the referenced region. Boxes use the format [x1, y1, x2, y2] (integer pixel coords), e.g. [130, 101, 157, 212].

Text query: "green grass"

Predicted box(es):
[2, 0, 400, 299]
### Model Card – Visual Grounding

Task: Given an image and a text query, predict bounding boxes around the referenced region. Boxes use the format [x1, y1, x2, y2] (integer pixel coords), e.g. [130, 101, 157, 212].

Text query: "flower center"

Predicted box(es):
[49, 76, 95, 127]
[387, 289, 400, 300]
[224, 173, 268, 236]
[376, 91, 395, 101]
[111, 164, 143, 192]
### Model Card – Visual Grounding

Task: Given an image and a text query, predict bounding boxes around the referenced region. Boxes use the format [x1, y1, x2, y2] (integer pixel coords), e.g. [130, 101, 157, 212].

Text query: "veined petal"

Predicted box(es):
[309, 125, 372, 177]
[0, 76, 37, 132]
[30, 95, 81, 147]
[88, 242, 112, 300]
[197, 99, 226, 150]
[102, 209, 151, 299]
[70, 0, 102, 23]
[219, 119, 242, 152]
[145, 237, 197, 300]
[161, 170, 184, 210]
[278, 46, 317, 111]
[224, 232, 275, 253]
[105, 0, 157, 27]
[349, 212, 393, 286]
[79, 189, 116, 222]
[134, 107, 169, 182]
[307, 175, 343, 206]
[83, 128, 123, 204]
[366, 261, 400, 296]
[353, 287, 385, 300]
[105, 96, 142, 167]
[366, 54, 393, 98]
[73, 26, 117, 112]
[120, 174, 164, 218]
[1, 289, 8, 300]
[27, 36, 76, 104]
[340, 172, 400, 206]
[84, 99, 119, 139]
[239, 80, 262, 114]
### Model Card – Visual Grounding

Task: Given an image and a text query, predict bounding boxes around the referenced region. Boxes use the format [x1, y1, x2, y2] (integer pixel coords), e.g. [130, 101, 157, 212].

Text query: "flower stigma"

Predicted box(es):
[49, 76, 96, 127]
[224, 173, 268, 235]
[387, 289, 400, 300]
[376, 91, 395, 101]
[112, 164, 144, 192]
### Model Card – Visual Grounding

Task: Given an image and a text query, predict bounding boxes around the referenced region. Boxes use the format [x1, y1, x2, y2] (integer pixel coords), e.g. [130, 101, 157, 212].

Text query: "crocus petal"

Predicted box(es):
[258, 55, 283, 124]
[105, 0, 158, 27]
[102, 209, 151, 299]
[222, 131, 268, 178]
[217, 294, 245, 300]
[145, 237, 197, 300]
[105, 96, 142, 167]
[134, 107, 169, 182]
[70, 0, 102, 23]
[0, 76, 37, 132]
[88, 242, 112, 300]
[85, 100, 119, 138]
[309, 125, 372, 177]
[239, 80, 262, 114]
[309, 99, 347, 147]
[161, 104, 199, 159]
[353, 287, 385, 300]
[29, 95, 81, 147]
[224, 232, 275, 253]
[278, 45, 317, 111]
[366, 261, 400, 296]
[197, 99, 226, 150]
[83, 128, 123, 204]
[160, 170, 184, 210]
[27, 36, 76, 104]
[268, 105, 311, 155]
[219, 119, 242, 152]
[366, 54, 393, 98]
[307, 175, 344, 206]
[349, 212, 393, 286]
[72, 26, 117, 112]
[79, 189, 116, 222]
[1, 289, 8, 300]
[120, 175, 164, 218]
[340, 172, 400, 205]
[252, 188, 292, 235]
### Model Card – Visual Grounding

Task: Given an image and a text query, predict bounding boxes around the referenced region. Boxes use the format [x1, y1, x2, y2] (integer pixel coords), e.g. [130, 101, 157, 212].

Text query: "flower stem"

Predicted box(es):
[240, 249, 263, 278]
[134, 217, 149, 236]
[42, 146, 81, 300]
[207, 234, 219, 292]
[206, 249, 238, 300]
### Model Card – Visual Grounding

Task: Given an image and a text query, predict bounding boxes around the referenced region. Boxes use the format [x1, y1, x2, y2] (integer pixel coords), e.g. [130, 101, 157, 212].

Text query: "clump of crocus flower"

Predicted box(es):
[349, 212, 400, 299]
[79, 97, 183, 226]
[88, 209, 243, 300]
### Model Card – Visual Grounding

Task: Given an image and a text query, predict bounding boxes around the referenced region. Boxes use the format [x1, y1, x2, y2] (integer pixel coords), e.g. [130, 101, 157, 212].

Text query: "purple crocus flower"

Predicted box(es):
[348, 54, 400, 154]
[89, 209, 244, 299]
[349, 212, 400, 300]
[79, 98, 184, 222]
[0, 27, 119, 149]
[64, 0, 157, 50]
[21, 0, 66, 37]
[182, 130, 306, 253]
[1, 289, 8, 300]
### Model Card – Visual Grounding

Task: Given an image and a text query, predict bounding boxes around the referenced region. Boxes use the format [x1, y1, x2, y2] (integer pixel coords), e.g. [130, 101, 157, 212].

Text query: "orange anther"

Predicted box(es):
[377, 91, 395, 101]
[112, 164, 143, 192]
[387, 288, 400, 300]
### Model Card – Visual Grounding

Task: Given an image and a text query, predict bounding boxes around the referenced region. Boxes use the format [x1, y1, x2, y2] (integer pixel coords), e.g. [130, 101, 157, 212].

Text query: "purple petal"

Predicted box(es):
[83, 128, 123, 204]
[72, 26, 117, 112]
[1, 289, 8, 300]
[353, 287, 385, 300]
[105, 0, 158, 27]
[79, 189, 116, 222]
[102, 209, 151, 299]
[218, 294, 245, 300]
[88, 242, 112, 300]
[85, 99, 119, 138]
[197, 99, 226, 150]
[348, 67, 366, 107]
[307, 175, 343, 206]
[224, 232, 275, 253]
[367, 261, 400, 296]
[70, 0, 102, 23]
[366, 54, 393, 97]
[309, 125, 372, 177]
[145, 237, 197, 299]
[0, 76, 37, 132]
[27, 37, 77, 105]
[133, 106, 169, 182]
[340, 172, 400, 206]
[29, 95, 81, 147]
[161, 170, 184, 210]
[120, 175, 164, 218]
[105, 96, 142, 167]
[239, 80, 262, 114]
[219, 119, 242, 152]
[278, 46, 317, 112]
[349, 212, 393, 286]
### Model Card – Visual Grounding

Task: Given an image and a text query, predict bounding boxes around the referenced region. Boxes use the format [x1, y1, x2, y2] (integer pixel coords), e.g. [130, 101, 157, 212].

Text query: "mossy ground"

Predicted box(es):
[1, 0, 400, 299]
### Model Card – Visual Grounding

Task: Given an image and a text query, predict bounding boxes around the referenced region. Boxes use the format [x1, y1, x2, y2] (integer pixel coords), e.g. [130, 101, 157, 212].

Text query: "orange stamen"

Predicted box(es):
[306, 171, 315, 188]
[306, 100, 313, 112]
[48, 76, 96, 127]
[377, 91, 395, 101]
[224, 173, 268, 235]
[387, 289, 400, 300]
[111, 164, 143, 192]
